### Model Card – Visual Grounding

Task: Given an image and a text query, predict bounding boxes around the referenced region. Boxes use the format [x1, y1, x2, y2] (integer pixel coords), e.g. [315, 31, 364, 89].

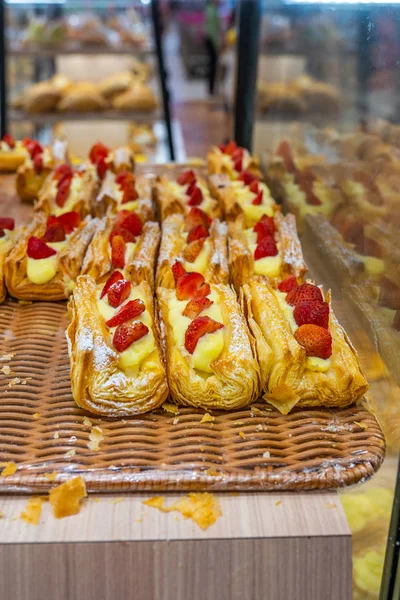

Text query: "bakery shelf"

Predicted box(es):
[8, 45, 154, 58]
[9, 108, 162, 124]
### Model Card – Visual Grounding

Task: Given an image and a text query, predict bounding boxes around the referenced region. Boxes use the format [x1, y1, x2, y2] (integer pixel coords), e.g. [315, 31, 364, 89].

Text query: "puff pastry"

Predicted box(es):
[207, 141, 262, 180]
[5, 211, 99, 301]
[35, 164, 99, 218]
[111, 82, 157, 112]
[229, 212, 307, 291]
[157, 264, 261, 410]
[242, 276, 369, 414]
[67, 275, 168, 416]
[57, 82, 108, 112]
[0, 218, 17, 303]
[155, 169, 222, 221]
[0, 135, 29, 172]
[156, 209, 228, 288]
[82, 211, 160, 290]
[93, 170, 153, 220]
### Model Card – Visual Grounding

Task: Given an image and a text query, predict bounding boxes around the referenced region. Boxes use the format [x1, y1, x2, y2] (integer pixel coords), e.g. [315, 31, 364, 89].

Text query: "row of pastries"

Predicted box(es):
[0, 135, 369, 417]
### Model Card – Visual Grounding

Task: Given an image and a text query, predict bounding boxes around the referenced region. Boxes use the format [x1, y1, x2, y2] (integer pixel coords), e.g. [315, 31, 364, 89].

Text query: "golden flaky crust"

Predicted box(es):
[207, 146, 262, 180]
[0, 232, 18, 303]
[228, 212, 307, 291]
[154, 176, 222, 221]
[157, 284, 261, 410]
[81, 216, 160, 290]
[16, 141, 69, 202]
[67, 276, 168, 416]
[242, 276, 369, 414]
[92, 171, 154, 219]
[156, 213, 229, 288]
[35, 170, 99, 219]
[5, 213, 99, 301]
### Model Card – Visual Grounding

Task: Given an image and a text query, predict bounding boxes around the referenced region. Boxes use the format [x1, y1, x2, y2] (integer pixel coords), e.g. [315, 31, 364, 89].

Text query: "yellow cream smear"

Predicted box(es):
[49, 476, 87, 519]
[96, 286, 156, 375]
[357, 254, 385, 277]
[244, 229, 282, 278]
[20, 497, 44, 526]
[183, 237, 212, 274]
[0, 230, 10, 246]
[143, 492, 222, 530]
[231, 181, 275, 222]
[168, 289, 224, 374]
[54, 175, 83, 216]
[27, 239, 67, 285]
[124, 241, 138, 265]
[42, 146, 53, 167]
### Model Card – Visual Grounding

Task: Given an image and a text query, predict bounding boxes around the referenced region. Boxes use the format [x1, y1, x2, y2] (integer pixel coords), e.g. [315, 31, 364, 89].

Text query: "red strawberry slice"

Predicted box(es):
[111, 235, 126, 269]
[172, 261, 186, 286]
[186, 180, 197, 196]
[276, 140, 297, 174]
[182, 297, 213, 319]
[0, 218, 15, 231]
[184, 316, 224, 354]
[249, 180, 259, 194]
[286, 283, 323, 306]
[176, 272, 211, 301]
[53, 164, 72, 181]
[252, 190, 263, 205]
[106, 298, 145, 327]
[47, 211, 80, 234]
[0, 228, 5, 238]
[254, 237, 278, 260]
[33, 154, 43, 174]
[294, 300, 330, 329]
[294, 324, 332, 359]
[96, 157, 108, 179]
[100, 271, 124, 299]
[89, 142, 109, 165]
[23, 139, 42, 159]
[253, 215, 276, 242]
[233, 157, 243, 173]
[42, 222, 66, 243]
[222, 140, 237, 155]
[187, 186, 203, 206]
[177, 170, 196, 186]
[183, 238, 206, 263]
[113, 210, 142, 236]
[27, 236, 57, 259]
[278, 275, 298, 293]
[107, 279, 131, 308]
[296, 169, 321, 206]
[116, 171, 135, 187]
[238, 170, 259, 185]
[109, 226, 136, 244]
[121, 184, 139, 204]
[55, 183, 70, 208]
[2, 134, 15, 149]
[187, 224, 209, 243]
[113, 321, 149, 352]
[184, 207, 212, 232]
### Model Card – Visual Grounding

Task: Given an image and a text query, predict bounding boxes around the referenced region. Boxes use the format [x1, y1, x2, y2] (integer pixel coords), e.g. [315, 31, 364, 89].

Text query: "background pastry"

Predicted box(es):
[207, 140, 262, 180]
[94, 170, 153, 219]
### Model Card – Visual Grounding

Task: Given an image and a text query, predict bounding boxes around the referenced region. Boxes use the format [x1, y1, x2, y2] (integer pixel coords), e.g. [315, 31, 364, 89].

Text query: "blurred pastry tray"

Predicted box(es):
[9, 109, 161, 125]
[0, 300, 385, 493]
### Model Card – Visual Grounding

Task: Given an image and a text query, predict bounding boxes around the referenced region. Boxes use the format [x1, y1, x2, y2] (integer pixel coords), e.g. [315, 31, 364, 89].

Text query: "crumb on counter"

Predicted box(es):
[49, 476, 87, 519]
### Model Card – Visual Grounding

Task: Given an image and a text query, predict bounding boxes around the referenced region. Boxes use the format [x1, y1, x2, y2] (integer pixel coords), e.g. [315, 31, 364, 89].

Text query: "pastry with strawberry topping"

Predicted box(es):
[156, 208, 228, 288]
[5, 211, 99, 300]
[93, 168, 153, 220]
[0, 135, 31, 172]
[228, 211, 306, 291]
[0, 217, 17, 303]
[157, 262, 260, 410]
[82, 209, 160, 289]
[67, 275, 168, 416]
[87, 142, 135, 182]
[154, 170, 222, 221]
[207, 141, 262, 181]
[242, 276, 368, 413]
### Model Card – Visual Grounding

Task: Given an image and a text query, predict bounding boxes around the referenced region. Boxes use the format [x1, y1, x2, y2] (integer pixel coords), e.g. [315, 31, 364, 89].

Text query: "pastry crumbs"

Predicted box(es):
[354, 421, 368, 430]
[53, 431, 60, 439]
[49, 476, 87, 519]
[263, 451, 270, 458]
[64, 449, 76, 459]
[0, 353, 14, 361]
[44, 471, 57, 482]
[325, 503, 337, 509]
[1, 462, 17, 476]
[136, 518, 143, 523]
[83, 417, 93, 428]
[200, 413, 214, 424]
[20, 497, 44, 526]
[275, 501, 282, 506]
[111, 498, 124, 505]
[1, 365, 11, 375]
[8, 378, 20, 387]
[87, 426, 103, 451]
[143, 493, 222, 530]
[162, 402, 179, 415]
[239, 431, 246, 440]
[33, 413, 40, 420]
[172, 417, 179, 425]
[205, 468, 218, 477]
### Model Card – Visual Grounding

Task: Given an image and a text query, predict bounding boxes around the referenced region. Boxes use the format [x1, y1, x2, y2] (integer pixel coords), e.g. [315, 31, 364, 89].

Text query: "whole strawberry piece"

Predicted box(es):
[53, 164, 72, 181]
[111, 235, 126, 269]
[42, 222, 66, 243]
[55, 181, 71, 208]
[89, 142, 109, 164]
[53, 211, 80, 234]
[294, 324, 332, 359]
[254, 236, 278, 260]
[116, 171, 135, 187]
[286, 283, 323, 306]
[100, 271, 124, 299]
[184, 207, 212, 232]
[187, 186, 203, 206]
[254, 215, 275, 241]
[172, 261, 186, 286]
[121, 184, 139, 204]
[114, 211, 142, 236]
[182, 297, 213, 319]
[294, 300, 330, 329]
[221, 140, 237, 155]
[3, 134, 15, 149]
[0, 218, 15, 231]
[107, 279, 131, 308]
[184, 316, 224, 354]
[113, 321, 149, 352]
[106, 299, 145, 327]
[33, 154, 43, 174]
[278, 275, 298, 293]
[183, 239, 205, 263]
[177, 170, 196, 186]
[187, 224, 209, 243]
[249, 180, 259, 194]
[176, 272, 211, 301]
[27, 236, 57, 259]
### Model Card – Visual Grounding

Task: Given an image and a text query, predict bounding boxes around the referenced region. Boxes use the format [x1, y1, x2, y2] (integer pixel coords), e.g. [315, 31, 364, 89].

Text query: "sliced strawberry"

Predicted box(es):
[116, 170, 135, 187]
[42, 222, 66, 243]
[23, 139, 42, 159]
[27, 236, 57, 259]
[55, 183, 70, 208]
[96, 157, 108, 179]
[187, 224, 209, 243]
[294, 324, 332, 359]
[184, 316, 224, 354]
[254, 237, 278, 260]
[294, 300, 329, 329]
[177, 170, 196, 186]
[233, 157, 243, 173]
[0, 218, 15, 231]
[276, 140, 296, 174]
[278, 275, 298, 293]
[121, 184, 139, 204]
[184, 207, 212, 232]
[252, 190, 263, 205]
[232, 147, 244, 161]
[186, 180, 197, 196]
[109, 226, 136, 244]
[0, 228, 5, 238]
[296, 169, 321, 206]
[106, 298, 145, 327]
[111, 235, 126, 269]
[183, 238, 206, 263]
[33, 154, 43, 174]
[249, 180, 259, 194]
[113, 210, 142, 236]
[53, 164, 72, 181]
[182, 297, 213, 319]
[286, 283, 323, 306]
[100, 271, 124, 299]
[113, 321, 149, 352]
[172, 261, 186, 286]
[2, 134, 15, 149]
[238, 170, 259, 185]
[187, 186, 203, 206]
[176, 272, 211, 301]
[107, 279, 131, 308]
[89, 142, 109, 164]
[49, 211, 80, 234]
[253, 215, 276, 242]
[222, 140, 237, 155]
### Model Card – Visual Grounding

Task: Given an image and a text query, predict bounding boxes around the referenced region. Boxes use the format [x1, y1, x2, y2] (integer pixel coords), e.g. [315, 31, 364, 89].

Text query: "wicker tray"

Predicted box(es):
[0, 300, 385, 493]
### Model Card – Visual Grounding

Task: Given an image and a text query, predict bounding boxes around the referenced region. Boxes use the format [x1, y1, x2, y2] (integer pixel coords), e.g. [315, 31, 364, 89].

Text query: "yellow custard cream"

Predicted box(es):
[231, 181, 275, 222]
[244, 229, 282, 278]
[124, 241, 138, 265]
[283, 178, 332, 220]
[357, 254, 385, 277]
[97, 287, 155, 373]
[168, 290, 224, 374]
[26, 240, 66, 285]
[183, 237, 212, 274]
[0, 230, 10, 246]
